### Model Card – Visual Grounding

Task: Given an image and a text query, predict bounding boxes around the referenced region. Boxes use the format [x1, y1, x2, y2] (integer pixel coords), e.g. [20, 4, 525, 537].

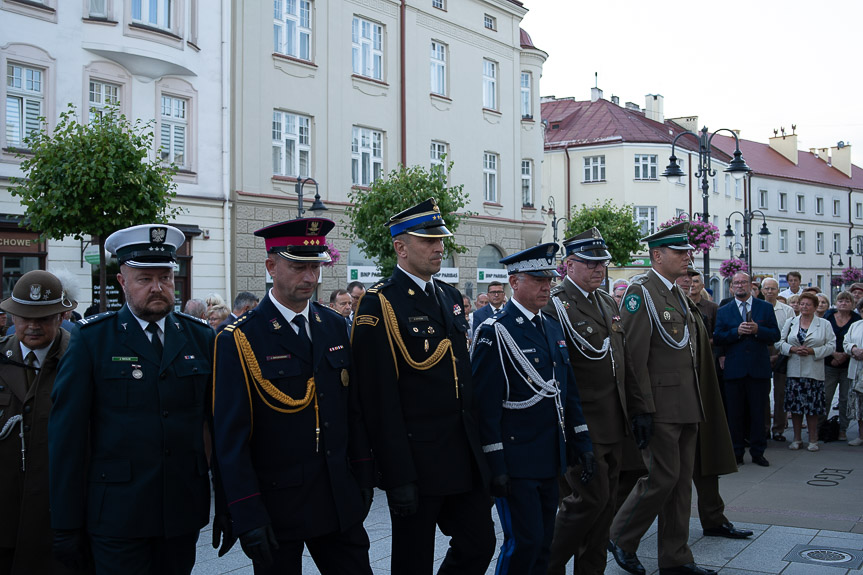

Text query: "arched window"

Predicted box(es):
[477, 245, 504, 269]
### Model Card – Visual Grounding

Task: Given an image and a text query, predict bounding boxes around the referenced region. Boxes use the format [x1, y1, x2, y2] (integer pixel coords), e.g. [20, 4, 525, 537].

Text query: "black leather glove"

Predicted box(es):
[490, 474, 512, 498]
[212, 514, 237, 557]
[239, 525, 279, 567]
[631, 413, 654, 449]
[386, 483, 419, 517]
[52, 528, 90, 570]
[360, 487, 374, 519]
[577, 452, 597, 484]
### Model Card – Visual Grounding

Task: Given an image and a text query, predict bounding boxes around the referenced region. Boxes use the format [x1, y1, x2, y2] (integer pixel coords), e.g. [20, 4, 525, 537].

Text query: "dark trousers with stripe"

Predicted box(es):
[493, 477, 558, 575]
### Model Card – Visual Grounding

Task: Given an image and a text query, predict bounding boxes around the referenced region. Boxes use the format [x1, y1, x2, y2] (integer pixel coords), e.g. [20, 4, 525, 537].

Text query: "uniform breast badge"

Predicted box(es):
[131, 364, 144, 379]
[516, 316, 524, 324]
[341, 369, 349, 387]
[424, 339, 430, 352]
[663, 311, 671, 321]
[586, 326, 593, 334]
[428, 326, 435, 335]
[408, 288, 415, 296]
[270, 318, 282, 330]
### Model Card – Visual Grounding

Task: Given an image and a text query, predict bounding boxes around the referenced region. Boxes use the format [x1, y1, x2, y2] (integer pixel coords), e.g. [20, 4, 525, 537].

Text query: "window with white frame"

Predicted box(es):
[89, 0, 108, 17]
[483, 152, 498, 202]
[779, 229, 788, 252]
[430, 140, 446, 178]
[88, 80, 119, 121]
[796, 194, 805, 213]
[676, 208, 685, 218]
[759, 234, 768, 252]
[834, 198, 841, 217]
[857, 236, 863, 255]
[724, 174, 730, 196]
[351, 17, 383, 80]
[758, 189, 768, 209]
[273, 0, 312, 61]
[272, 110, 310, 178]
[521, 160, 533, 207]
[5, 63, 43, 148]
[160, 94, 186, 167]
[482, 59, 496, 110]
[131, 0, 173, 31]
[857, 202, 862, 219]
[584, 155, 605, 182]
[351, 126, 382, 187]
[734, 178, 741, 199]
[816, 232, 824, 254]
[634, 206, 656, 236]
[712, 175, 718, 194]
[817, 274, 825, 293]
[483, 14, 496, 30]
[833, 233, 841, 254]
[797, 230, 805, 253]
[520, 72, 531, 118]
[432, 0, 445, 9]
[815, 197, 824, 215]
[430, 41, 446, 96]
[779, 192, 787, 211]
[634, 154, 657, 180]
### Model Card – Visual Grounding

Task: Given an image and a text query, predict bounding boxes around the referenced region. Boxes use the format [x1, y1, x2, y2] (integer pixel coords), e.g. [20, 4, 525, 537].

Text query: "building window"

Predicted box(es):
[432, 0, 445, 9]
[779, 229, 788, 252]
[483, 152, 498, 202]
[430, 140, 446, 179]
[160, 94, 186, 168]
[351, 126, 382, 187]
[734, 178, 741, 199]
[88, 80, 119, 121]
[272, 111, 311, 178]
[483, 13, 496, 30]
[857, 236, 863, 255]
[834, 198, 841, 217]
[5, 63, 43, 148]
[634, 154, 657, 180]
[857, 202, 862, 219]
[815, 197, 824, 215]
[352, 17, 383, 80]
[89, 0, 108, 17]
[131, 0, 173, 31]
[796, 194, 805, 213]
[758, 189, 768, 209]
[816, 232, 824, 254]
[759, 234, 768, 252]
[779, 192, 787, 211]
[833, 233, 841, 254]
[584, 155, 605, 182]
[712, 175, 718, 194]
[724, 174, 730, 197]
[482, 59, 497, 110]
[520, 72, 531, 118]
[521, 160, 533, 207]
[273, 0, 312, 61]
[430, 41, 446, 96]
[634, 206, 656, 236]
[797, 230, 805, 253]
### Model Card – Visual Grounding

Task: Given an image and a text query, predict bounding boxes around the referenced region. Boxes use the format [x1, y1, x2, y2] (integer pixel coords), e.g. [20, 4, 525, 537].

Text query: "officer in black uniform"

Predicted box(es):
[213, 218, 374, 575]
[471, 243, 596, 575]
[351, 198, 495, 575]
[48, 224, 215, 575]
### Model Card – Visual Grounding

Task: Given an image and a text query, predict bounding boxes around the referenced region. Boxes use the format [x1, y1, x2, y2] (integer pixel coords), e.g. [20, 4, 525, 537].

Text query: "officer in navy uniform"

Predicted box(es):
[213, 218, 374, 575]
[471, 243, 596, 575]
[48, 224, 215, 575]
[351, 198, 495, 575]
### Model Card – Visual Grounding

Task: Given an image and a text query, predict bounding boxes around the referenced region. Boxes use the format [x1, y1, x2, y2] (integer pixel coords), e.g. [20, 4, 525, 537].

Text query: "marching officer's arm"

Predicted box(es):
[351, 289, 417, 490]
[619, 283, 655, 414]
[470, 320, 508, 479]
[343, 324, 374, 490]
[559, 354, 592, 458]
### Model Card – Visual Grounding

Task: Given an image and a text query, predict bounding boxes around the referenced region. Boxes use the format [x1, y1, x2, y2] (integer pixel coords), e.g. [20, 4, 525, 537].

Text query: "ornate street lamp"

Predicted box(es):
[724, 209, 770, 276]
[294, 177, 328, 218]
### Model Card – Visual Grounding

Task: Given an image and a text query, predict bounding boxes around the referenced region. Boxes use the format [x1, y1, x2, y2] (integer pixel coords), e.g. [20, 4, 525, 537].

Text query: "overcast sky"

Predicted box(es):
[521, 0, 863, 167]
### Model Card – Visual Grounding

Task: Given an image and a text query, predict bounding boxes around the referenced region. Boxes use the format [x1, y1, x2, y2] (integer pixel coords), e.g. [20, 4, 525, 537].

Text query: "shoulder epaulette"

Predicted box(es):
[366, 278, 391, 294]
[175, 311, 208, 325]
[630, 274, 649, 285]
[223, 309, 255, 333]
[596, 287, 610, 296]
[77, 311, 116, 327]
[313, 301, 342, 319]
[551, 284, 565, 295]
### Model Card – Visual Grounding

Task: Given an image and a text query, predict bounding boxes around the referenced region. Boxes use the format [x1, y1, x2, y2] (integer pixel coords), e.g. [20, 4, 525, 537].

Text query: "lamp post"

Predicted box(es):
[662, 126, 751, 276]
[547, 196, 569, 245]
[294, 177, 328, 219]
[829, 252, 844, 300]
[723, 209, 770, 278]
[727, 241, 745, 260]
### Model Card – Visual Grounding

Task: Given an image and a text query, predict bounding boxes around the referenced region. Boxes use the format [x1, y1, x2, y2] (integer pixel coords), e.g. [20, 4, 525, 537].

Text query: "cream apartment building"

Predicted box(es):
[231, 0, 547, 301]
[0, 0, 229, 311]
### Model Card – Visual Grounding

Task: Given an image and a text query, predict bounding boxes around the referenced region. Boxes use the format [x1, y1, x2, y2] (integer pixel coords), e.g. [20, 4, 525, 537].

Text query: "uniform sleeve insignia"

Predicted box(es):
[624, 293, 642, 313]
[408, 288, 415, 296]
[515, 316, 524, 324]
[355, 315, 379, 327]
[453, 304, 462, 315]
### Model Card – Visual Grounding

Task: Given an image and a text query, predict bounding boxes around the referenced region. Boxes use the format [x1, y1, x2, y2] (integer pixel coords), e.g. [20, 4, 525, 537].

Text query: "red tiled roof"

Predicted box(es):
[541, 98, 725, 159]
[710, 134, 863, 191]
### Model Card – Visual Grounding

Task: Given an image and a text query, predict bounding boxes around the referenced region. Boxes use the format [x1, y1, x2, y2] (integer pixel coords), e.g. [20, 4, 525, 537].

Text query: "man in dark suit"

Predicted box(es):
[714, 272, 780, 466]
[351, 198, 495, 575]
[472, 243, 595, 575]
[543, 229, 649, 575]
[213, 218, 374, 574]
[49, 224, 215, 575]
[470, 281, 506, 338]
[216, 291, 259, 331]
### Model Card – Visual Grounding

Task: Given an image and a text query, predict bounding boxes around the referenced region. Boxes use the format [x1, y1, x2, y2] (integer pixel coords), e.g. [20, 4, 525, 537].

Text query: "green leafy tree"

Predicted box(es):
[12, 103, 183, 311]
[346, 161, 472, 278]
[565, 200, 642, 266]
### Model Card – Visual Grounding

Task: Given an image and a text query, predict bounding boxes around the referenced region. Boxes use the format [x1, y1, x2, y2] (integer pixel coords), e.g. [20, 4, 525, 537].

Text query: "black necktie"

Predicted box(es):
[532, 315, 545, 336]
[24, 351, 37, 388]
[292, 315, 312, 355]
[425, 282, 438, 307]
[146, 322, 163, 360]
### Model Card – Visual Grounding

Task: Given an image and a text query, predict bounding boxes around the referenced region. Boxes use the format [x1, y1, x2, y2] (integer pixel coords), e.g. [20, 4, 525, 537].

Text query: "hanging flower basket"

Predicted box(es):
[841, 266, 863, 285]
[719, 258, 748, 279]
[658, 214, 719, 254]
[831, 276, 844, 287]
[322, 240, 341, 267]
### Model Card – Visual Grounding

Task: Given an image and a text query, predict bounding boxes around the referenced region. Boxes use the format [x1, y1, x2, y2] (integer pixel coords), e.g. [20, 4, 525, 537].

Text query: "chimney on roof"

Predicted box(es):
[611, 95, 619, 106]
[669, 116, 699, 132]
[591, 87, 604, 102]
[624, 101, 640, 111]
[768, 129, 798, 165]
[644, 94, 664, 123]
[831, 142, 853, 177]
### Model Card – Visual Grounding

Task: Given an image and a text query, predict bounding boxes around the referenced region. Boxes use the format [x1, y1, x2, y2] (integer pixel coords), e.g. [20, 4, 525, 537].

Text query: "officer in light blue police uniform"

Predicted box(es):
[471, 243, 596, 575]
[49, 224, 215, 575]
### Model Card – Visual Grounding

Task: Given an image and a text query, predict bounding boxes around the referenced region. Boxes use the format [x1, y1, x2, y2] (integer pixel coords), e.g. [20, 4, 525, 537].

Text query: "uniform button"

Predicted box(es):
[192, 367, 198, 372]
[407, 433, 413, 438]
[162, 411, 169, 417]
[278, 370, 284, 376]
[100, 473, 106, 479]
[271, 481, 277, 487]
[323, 421, 330, 429]
[318, 392, 324, 399]
[23, 405, 31, 414]
[160, 373, 167, 380]
[23, 425, 30, 432]
[510, 436, 515, 441]
[553, 361, 557, 367]
[164, 449, 170, 456]
[326, 450, 331, 456]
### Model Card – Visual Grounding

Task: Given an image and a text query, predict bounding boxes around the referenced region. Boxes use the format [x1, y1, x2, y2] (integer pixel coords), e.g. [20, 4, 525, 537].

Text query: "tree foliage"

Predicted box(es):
[346, 161, 472, 278]
[12, 103, 184, 310]
[564, 200, 642, 266]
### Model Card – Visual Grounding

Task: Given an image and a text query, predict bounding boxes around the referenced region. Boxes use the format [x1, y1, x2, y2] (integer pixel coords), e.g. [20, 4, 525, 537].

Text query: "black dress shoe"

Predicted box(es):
[735, 454, 744, 465]
[703, 521, 753, 539]
[752, 454, 770, 467]
[659, 563, 717, 575]
[608, 540, 645, 575]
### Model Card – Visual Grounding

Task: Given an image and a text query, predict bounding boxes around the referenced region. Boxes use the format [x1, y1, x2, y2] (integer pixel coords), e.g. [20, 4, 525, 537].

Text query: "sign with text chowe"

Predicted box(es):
[348, 267, 460, 285]
[477, 268, 508, 283]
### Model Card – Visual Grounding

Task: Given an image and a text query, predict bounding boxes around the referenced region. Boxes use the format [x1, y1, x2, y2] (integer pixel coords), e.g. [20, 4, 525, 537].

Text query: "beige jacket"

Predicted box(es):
[776, 315, 836, 380]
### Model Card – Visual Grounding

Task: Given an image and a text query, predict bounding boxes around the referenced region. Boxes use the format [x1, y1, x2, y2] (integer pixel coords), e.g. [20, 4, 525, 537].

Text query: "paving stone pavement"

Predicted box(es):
[193, 425, 863, 574]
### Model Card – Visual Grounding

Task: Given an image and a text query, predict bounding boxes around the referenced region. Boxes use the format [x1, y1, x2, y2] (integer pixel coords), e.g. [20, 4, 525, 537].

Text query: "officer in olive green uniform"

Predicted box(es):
[543, 229, 650, 575]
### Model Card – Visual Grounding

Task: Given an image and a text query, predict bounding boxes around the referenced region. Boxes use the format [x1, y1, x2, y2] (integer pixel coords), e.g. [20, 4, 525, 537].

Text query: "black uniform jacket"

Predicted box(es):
[351, 268, 488, 495]
[213, 295, 372, 539]
[49, 306, 214, 538]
